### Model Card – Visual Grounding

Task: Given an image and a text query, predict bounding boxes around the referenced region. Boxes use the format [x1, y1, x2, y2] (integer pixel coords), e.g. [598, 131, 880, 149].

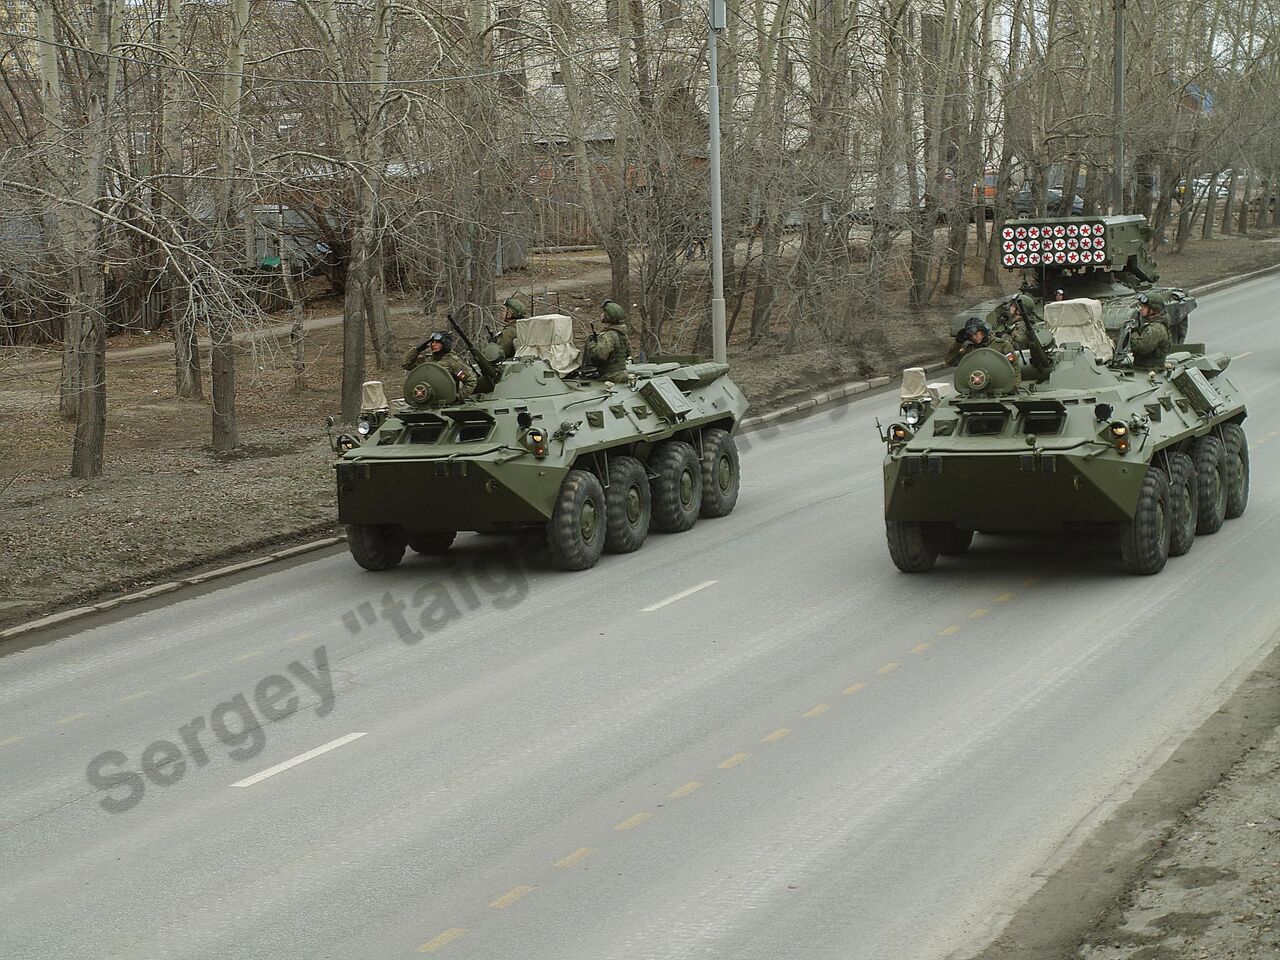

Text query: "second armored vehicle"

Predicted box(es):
[954, 214, 1196, 343]
[331, 314, 749, 572]
[883, 298, 1249, 575]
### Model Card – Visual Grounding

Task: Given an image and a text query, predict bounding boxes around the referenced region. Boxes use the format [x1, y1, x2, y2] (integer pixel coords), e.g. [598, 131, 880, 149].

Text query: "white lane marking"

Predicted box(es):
[231, 733, 367, 788]
[642, 580, 719, 612]
[1233, 351, 1253, 360]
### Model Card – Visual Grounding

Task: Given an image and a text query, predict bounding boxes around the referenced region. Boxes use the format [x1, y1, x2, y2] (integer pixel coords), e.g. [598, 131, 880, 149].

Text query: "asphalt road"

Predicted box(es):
[3, 277, 1280, 960]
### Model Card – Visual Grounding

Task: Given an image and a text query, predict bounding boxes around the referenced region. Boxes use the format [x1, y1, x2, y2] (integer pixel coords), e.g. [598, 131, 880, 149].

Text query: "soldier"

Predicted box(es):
[585, 299, 632, 378]
[1130, 292, 1171, 365]
[1053, 288, 1066, 302]
[402, 331, 478, 397]
[946, 319, 1015, 366]
[496, 296, 527, 359]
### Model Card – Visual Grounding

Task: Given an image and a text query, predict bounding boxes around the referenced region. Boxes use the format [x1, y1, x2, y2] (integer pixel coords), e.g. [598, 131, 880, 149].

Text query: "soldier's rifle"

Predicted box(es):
[448, 313, 501, 385]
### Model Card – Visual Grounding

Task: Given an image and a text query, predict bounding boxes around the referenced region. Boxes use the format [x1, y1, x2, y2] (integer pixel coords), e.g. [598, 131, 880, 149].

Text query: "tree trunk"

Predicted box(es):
[161, 0, 201, 399]
[1237, 170, 1253, 235]
[69, 0, 118, 478]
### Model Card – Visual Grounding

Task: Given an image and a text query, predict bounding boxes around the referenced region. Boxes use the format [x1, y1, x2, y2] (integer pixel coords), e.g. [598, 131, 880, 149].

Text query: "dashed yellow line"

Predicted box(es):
[55, 713, 87, 725]
[668, 781, 703, 799]
[719, 752, 750, 769]
[287, 632, 313, 644]
[877, 662, 900, 675]
[232, 651, 262, 662]
[118, 690, 153, 704]
[994, 592, 1015, 603]
[488, 885, 536, 909]
[1023, 577, 1039, 587]
[180, 669, 208, 681]
[418, 928, 467, 953]
[939, 625, 959, 637]
[762, 728, 791, 743]
[911, 643, 930, 655]
[803, 704, 831, 718]
[615, 811, 653, 831]
[970, 608, 989, 619]
[555, 847, 594, 868]
[843, 682, 867, 695]
[0, 735, 22, 748]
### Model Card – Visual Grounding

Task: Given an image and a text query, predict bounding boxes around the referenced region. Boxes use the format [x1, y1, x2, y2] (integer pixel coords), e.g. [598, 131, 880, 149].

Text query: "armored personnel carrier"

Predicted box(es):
[883, 298, 1249, 575]
[954, 215, 1196, 343]
[329, 314, 748, 571]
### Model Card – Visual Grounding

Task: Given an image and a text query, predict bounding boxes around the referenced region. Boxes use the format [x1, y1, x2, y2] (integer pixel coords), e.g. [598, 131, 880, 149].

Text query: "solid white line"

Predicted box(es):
[1232, 351, 1253, 360]
[642, 580, 719, 612]
[231, 733, 367, 788]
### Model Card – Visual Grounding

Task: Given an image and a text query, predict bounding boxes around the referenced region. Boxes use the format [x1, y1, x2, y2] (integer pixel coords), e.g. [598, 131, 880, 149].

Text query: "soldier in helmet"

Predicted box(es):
[946, 318, 1015, 366]
[585, 299, 632, 378]
[402, 331, 478, 397]
[496, 296, 527, 359]
[1129, 292, 1171, 365]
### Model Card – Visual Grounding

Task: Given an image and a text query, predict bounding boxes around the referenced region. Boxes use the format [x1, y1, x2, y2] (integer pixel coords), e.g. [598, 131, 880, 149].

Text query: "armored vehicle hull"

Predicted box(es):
[883, 299, 1249, 575]
[332, 343, 748, 572]
[953, 215, 1196, 343]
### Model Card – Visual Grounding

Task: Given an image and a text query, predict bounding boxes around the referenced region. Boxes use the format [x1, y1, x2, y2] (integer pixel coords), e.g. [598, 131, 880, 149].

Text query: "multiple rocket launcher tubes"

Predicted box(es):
[1000, 221, 1109, 269]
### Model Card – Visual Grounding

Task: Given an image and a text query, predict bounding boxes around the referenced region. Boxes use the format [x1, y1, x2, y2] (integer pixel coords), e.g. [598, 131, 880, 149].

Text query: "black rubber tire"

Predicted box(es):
[546, 469, 607, 571]
[1192, 435, 1228, 534]
[699, 428, 741, 518]
[1166, 452, 1198, 557]
[406, 530, 456, 555]
[604, 456, 651, 553]
[346, 523, 407, 571]
[937, 527, 974, 555]
[649, 440, 702, 533]
[1120, 466, 1172, 575]
[1222, 422, 1249, 519]
[886, 521, 940, 573]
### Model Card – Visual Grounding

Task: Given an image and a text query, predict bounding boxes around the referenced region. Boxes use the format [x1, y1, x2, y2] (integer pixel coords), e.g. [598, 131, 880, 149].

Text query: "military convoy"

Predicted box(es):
[881, 298, 1249, 575]
[954, 214, 1197, 343]
[329, 314, 748, 572]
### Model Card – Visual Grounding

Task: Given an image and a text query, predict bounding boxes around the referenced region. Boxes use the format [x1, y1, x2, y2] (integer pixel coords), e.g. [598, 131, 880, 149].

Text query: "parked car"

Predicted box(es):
[1011, 183, 1084, 216]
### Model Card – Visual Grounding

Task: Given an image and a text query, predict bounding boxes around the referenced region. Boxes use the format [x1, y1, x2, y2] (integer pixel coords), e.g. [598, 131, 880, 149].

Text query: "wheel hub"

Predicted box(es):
[679, 469, 694, 508]
[717, 454, 733, 494]
[625, 485, 642, 524]
[581, 498, 599, 541]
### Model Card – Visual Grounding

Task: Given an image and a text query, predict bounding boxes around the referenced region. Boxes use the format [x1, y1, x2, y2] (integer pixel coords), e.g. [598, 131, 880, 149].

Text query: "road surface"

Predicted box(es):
[2, 276, 1279, 959]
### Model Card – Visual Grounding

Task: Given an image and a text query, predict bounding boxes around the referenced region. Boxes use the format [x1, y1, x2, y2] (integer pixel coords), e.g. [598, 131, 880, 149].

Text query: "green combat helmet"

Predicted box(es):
[602, 299, 626, 323]
[504, 297, 528, 320]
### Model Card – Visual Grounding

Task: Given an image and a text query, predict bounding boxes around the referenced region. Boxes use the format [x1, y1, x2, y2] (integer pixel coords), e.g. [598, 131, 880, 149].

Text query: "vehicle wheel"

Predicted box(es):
[649, 440, 702, 533]
[1222, 423, 1249, 519]
[406, 530, 456, 555]
[1120, 466, 1172, 575]
[937, 527, 974, 555]
[605, 456, 651, 553]
[346, 523, 407, 571]
[886, 521, 940, 573]
[699, 428, 741, 518]
[1192, 435, 1228, 534]
[1166, 452, 1198, 557]
[546, 469, 607, 571]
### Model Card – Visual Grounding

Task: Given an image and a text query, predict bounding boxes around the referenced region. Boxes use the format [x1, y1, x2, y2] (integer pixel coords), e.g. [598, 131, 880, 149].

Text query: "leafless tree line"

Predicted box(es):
[0, 0, 1277, 477]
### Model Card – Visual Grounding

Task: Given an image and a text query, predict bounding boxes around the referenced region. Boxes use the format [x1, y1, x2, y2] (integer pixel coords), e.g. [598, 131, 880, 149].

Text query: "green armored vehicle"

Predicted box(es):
[330, 314, 748, 571]
[954, 215, 1196, 343]
[883, 298, 1249, 575]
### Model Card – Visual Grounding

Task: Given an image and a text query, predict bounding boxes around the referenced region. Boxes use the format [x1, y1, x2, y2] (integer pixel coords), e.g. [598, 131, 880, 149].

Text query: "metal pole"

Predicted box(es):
[1112, 0, 1125, 212]
[707, 6, 727, 363]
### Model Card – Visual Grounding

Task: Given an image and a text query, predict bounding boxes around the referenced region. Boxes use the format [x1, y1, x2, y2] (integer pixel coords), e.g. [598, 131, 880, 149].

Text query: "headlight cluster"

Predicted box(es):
[901, 401, 926, 426]
[522, 427, 548, 458]
[888, 423, 913, 444]
[1107, 420, 1130, 454]
[335, 433, 359, 453]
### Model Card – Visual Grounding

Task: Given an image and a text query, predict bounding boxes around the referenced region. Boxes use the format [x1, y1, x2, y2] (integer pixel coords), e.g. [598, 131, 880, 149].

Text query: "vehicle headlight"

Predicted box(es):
[356, 419, 373, 436]
[889, 423, 912, 443]
[902, 403, 922, 426]
[335, 433, 359, 453]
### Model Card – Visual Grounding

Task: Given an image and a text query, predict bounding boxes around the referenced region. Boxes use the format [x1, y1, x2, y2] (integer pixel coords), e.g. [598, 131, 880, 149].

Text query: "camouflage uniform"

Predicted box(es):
[1130, 317, 1171, 365]
[402, 345, 478, 398]
[497, 297, 528, 359]
[587, 323, 632, 378]
[946, 324, 1015, 366]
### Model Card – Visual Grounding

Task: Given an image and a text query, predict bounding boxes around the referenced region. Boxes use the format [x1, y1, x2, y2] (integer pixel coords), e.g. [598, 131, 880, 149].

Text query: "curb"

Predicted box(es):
[1188, 261, 1280, 298]
[0, 535, 347, 642]
[738, 365, 946, 431]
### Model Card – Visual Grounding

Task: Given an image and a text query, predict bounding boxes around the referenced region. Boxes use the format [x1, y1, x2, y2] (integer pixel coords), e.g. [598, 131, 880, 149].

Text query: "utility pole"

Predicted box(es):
[707, 0, 727, 363]
[1112, 0, 1126, 212]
